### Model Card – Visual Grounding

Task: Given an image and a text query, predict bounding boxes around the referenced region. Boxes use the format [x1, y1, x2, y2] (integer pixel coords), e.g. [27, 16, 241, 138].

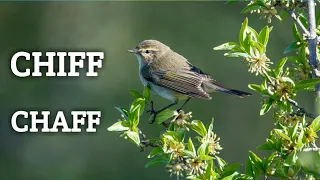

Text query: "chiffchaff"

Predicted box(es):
[128, 40, 251, 123]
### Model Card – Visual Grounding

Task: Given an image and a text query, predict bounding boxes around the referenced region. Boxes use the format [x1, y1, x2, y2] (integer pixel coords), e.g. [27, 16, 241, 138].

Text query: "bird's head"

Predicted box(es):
[127, 40, 170, 63]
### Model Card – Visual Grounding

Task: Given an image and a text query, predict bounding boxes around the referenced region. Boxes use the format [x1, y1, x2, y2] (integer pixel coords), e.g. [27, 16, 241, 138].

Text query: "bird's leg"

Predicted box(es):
[147, 101, 178, 124]
[177, 98, 191, 112]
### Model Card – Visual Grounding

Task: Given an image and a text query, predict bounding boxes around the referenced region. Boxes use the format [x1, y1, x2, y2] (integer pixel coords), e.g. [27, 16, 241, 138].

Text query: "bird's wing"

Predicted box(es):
[141, 65, 211, 99]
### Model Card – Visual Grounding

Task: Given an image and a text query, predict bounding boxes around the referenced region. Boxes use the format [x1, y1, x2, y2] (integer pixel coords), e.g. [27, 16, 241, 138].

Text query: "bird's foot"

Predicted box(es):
[147, 101, 158, 124]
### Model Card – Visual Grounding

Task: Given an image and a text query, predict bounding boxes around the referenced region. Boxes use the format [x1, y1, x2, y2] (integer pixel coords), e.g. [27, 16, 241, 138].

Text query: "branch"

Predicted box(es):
[283, 7, 309, 36]
[138, 129, 160, 152]
[288, 98, 317, 119]
[303, 147, 320, 152]
[307, 0, 320, 98]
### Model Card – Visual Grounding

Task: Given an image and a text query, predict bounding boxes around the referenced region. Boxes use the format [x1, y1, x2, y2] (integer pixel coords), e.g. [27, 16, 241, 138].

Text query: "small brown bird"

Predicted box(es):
[128, 40, 251, 123]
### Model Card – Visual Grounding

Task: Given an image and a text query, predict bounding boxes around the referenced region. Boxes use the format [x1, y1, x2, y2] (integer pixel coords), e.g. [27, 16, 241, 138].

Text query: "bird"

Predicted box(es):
[127, 40, 251, 123]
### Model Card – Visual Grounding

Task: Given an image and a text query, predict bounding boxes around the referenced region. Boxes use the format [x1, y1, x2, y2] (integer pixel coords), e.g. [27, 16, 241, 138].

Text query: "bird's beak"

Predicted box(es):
[127, 49, 137, 53]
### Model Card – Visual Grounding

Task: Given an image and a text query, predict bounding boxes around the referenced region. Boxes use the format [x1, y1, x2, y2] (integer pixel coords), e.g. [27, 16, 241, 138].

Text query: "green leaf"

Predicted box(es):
[248, 84, 268, 95]
[284, 151, 298, 166]
[241, 2, 264, 14]
[200, 154, 214, 161]
[145, 157, 169, 168]
[260, 98, 273, 115]
[274, 57, 287, 76]
[274, 129, 291, 141]
[129, 104, 140, 127]
[107, 121, 130, 132]
[248, 151, 264, 177]
[190, 120, 207, 137]
[289, 122, 299, 140]
[197, 142, 209, 157]
[245, 156, 254, 177]
[143, 86, 151, 103]
[264, 152, 276, 169]
[148, 147, 163, 158]
[126, 131, 140, 146]
[221, 163, 240, 178]
[130, 98, 145, 116]
[298, 15, 308, 29]
[216, 156, 227, 169]
[154, 109, 175, 124]
[283, 41, 302, 54]
[213, 42, 238, 51]
[256, 143, 273, 150]
[115, 107, 128, 119]
[250, 41, 266, 55]
[258, 26, 270, 46]
[296, 129, 305, 149]
[224, 52, 251, 58]
[294, 78, 320, 91]
[239, 18, 248, 47]
[188, 138, 196, 155]
[247, 26, 259, 42]
[282, 77, 295, 86]
[182, 149, 196, 158]
[129, 89, 143, 99]
[310, 115, 320, 132]
[205, 160, 213, 180]
[222, 172, 240, 180]
[292, 23, 301, 41]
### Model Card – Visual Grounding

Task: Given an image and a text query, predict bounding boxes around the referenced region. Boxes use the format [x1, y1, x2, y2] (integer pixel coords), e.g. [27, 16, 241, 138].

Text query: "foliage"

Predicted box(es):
[109, 1, 320, 179]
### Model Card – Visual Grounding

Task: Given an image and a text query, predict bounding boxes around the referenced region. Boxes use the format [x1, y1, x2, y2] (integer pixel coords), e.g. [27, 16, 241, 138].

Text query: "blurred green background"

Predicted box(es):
[0, 2, 316, 180]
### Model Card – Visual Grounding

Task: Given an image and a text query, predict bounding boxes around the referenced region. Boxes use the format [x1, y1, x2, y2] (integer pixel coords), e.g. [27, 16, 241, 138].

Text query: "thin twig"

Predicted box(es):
[303, 147, 320, 152]
[283, 8, 309, 36]
[288, 98, 317, 119]
[138, 129, 160, 152]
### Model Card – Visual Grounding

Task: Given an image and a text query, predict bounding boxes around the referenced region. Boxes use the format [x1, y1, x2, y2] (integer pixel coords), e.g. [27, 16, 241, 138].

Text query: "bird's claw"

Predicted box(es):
[147, 101, 158, 124]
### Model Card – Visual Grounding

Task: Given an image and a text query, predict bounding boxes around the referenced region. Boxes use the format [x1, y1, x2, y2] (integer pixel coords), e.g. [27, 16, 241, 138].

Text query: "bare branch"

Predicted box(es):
[303, 147, 320, 152]
[286, 8, 309, 36]
[288, 98, 317, 119]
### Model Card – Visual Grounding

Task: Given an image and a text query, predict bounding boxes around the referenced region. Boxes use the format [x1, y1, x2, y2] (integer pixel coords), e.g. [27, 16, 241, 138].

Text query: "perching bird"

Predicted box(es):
[127, 40, 251, 123]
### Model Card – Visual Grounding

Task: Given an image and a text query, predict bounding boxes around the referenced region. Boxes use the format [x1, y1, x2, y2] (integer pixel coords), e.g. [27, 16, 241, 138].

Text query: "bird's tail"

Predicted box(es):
[202, 81, 252, 98]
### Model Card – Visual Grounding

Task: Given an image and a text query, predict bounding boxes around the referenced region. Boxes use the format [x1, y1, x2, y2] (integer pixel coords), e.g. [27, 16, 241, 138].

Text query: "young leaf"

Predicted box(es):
[107, 121, 130, 132]
[292, 23, 301, 41]
[248, 84, 268, 95]
[115, 107, 128, 119]
[274, 57, 287, 76]
[248, 151, 264, 176]
[256, 143, 273, 150]
[154, 109, 175, 124]
[250, 41, 266, 55]
[241, 2, 265, 14]
[181, 150, 196, 158]
[216, 156, 227, 169]
[200, 155, 214, 161]
[213, 42, 237, 51]
[221, 163, 240, 178]
[145, 157, 169, 168]
[245, 156, 254, 177]
[129, 89, 143, 100]
[258, 26, 270, 46]
[148, 147, 164, 158]
[197, 142, 209, 157]
[283, 41, 302, 54]
[294, 78, 320, 91]
[274, 129, 291, 141]
[190, 120, 207, 137]
[239, 18, 248, 47]
[126, 131, 140, 146]
[143, 86, 151, 103]
[284, 151, 298, 166]
[224, 52, 251, 58]
[188, 138, 196, 155]
[310, 115, 320, 133]
[260, 98, 273, 115]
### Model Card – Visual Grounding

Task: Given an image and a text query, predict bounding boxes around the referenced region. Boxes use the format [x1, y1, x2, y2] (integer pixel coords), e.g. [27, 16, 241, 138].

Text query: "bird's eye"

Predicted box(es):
[145, 50, 150, 54]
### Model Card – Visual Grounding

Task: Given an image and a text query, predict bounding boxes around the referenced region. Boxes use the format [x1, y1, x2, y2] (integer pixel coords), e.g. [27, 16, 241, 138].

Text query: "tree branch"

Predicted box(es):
[303, 147, 320, 152]
[138, 129, 160, 152]
[307, 0, 320, 114]
[284, 8, 309, 36]
[288, 98, 317, 119]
